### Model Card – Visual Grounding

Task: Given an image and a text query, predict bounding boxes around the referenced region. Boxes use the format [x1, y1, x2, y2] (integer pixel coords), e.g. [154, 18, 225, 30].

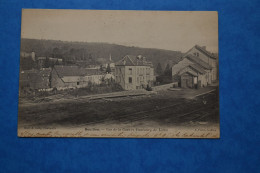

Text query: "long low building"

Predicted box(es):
[51, 65, 104, 90]
[19, 65, 111, 91]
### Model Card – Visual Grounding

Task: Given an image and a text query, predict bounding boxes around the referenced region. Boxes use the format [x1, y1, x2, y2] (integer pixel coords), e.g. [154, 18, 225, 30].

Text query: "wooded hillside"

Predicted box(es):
[20, 38, 183, 68]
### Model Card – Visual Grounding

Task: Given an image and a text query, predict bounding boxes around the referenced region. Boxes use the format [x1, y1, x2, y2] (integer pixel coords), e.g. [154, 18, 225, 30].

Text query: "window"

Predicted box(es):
[129, 68, 132, 75]
[193, 52, 199, 57]
[129, 77, 132, 83]
[146, 68, 150, 75]
[77, 82, 80, 85]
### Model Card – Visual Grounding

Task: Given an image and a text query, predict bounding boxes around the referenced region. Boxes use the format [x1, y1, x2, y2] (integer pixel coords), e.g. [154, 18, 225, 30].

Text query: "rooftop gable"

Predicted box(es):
[185, 54, 212, 70]
[188, 64, 206, 74]
[116, 55, 153, 67]
[179, 69, 198, 77]
[54, 65, 103, 77]
[194, 45, 217, 59]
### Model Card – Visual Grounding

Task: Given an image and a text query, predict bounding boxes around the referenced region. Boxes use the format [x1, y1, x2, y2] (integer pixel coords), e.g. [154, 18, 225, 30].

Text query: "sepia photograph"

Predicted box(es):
[18, 9, 219, 138]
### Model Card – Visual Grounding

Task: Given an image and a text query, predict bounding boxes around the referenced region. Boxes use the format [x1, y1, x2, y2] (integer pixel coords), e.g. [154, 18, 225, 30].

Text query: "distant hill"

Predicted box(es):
[20, 38, 183, 69]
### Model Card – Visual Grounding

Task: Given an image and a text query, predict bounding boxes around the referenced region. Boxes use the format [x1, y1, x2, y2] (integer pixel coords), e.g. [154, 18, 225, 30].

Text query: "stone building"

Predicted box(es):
[51, 65, 104, 90]
[19, 68, 51, 91]
[115, 55, 155, 90]
[171, 45, 218, 88]
[184, 45, 218, 81]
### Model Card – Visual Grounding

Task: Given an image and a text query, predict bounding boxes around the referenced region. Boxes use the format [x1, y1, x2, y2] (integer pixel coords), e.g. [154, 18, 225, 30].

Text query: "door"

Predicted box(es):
[181, 78, 187, 88]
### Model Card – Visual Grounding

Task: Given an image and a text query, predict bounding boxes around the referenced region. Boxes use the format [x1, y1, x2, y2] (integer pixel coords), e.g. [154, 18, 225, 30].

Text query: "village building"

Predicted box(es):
[19, 68, 51, 92]
[20, 51, 36, 61]
[19, 65, 107, 92]
[49, 57, 63, 64]
[172, 45, 218, 88]
[37, 57, 63, 69]
[85, 65, 100, 69]
[37, 57, 46, 69]
[104, 73, 115, 80]
[20, 51, 37, 70]
[115, 55, 155, 90]
[51, 65, 104, 90]
[184, 45, 218, 81]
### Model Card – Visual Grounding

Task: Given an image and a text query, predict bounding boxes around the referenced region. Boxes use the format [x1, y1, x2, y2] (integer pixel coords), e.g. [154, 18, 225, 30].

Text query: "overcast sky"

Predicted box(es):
[21, 9, 218, 53]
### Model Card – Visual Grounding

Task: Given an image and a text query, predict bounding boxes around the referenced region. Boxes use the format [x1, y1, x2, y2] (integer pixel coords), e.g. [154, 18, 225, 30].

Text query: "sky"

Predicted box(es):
[21, 9, 218, 53]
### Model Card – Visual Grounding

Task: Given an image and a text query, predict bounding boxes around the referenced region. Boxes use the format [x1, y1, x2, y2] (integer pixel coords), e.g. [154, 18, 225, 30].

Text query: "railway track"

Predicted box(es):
[20, 89, 218, 128]
[118, 102, 216, 124]
[68, 102, 187, 127]
[71, 90, 217, 127]
[71, 100, 215, 127]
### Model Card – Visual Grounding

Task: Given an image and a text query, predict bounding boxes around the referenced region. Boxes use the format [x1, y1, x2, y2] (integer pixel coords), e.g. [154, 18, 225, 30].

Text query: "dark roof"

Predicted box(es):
[20, 69, 51, 80]
[189, 64, 206, 74]
[84, 69, 104, 76]
[179, 70, 198, 77]
[54, 65, 103, 77]
[39, 68, 52, 77]
[194, 45, 217, 59]
[116, 55, 153, 67]
[185, 54, 212, 70]
[20, 69, 51, 88]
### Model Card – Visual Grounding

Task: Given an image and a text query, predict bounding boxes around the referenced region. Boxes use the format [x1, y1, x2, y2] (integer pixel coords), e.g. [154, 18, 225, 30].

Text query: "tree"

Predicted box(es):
[164, 63, 171, 76]
[156, 63, 163, 76]
[100, 65, 104, 71]
[52, 47, 60, 58]
[106, 64, 112, 73]
[44, 57, 50, 68]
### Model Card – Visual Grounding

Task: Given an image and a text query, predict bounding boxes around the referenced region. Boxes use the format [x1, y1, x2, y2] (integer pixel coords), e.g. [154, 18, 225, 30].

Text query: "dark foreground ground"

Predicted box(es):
[18, 86, 219, 129]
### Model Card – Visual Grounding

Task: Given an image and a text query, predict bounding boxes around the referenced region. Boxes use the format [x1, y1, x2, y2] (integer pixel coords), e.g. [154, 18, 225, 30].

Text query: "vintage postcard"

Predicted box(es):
[18, 9, 219, 138]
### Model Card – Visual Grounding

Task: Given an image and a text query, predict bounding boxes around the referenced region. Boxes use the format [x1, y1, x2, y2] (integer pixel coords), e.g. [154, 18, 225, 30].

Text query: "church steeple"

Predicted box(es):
[109, 54, 112, 62]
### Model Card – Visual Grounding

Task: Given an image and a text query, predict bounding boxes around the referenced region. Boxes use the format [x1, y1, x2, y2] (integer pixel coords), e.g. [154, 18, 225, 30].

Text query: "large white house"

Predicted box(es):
[115, 55, 155, 90]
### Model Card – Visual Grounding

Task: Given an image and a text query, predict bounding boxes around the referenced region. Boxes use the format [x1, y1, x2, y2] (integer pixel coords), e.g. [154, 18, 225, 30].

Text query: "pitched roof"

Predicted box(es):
[54, 65, 103, 77]
[115, 55, 153, 67]
[20, 69, 51, 88]
[39, 68, 52, 77]
[179, 70, 198, 77]
[115, 55, 134, 66]
[185, 54, 212, 70]
[20, 69, 51, 79]
[189, 64, 206, 74]
[37, 57, 46, 60]
[84, 69, 103, 76]
[194, 45, 217, 59]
